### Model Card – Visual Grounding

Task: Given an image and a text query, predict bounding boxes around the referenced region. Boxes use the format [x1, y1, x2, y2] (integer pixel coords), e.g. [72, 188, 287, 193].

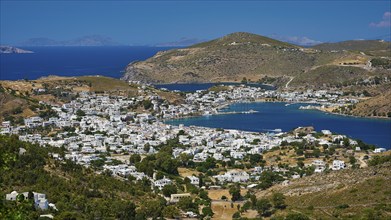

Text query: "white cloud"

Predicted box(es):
[370, 12, 391, 28]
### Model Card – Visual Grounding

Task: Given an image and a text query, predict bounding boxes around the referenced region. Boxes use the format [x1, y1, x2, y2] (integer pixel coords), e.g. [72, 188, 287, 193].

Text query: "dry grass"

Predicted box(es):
[207, 189, 248, 201]
[156, 90, 184, 104]
[178, 167, 200, 178]
[212, 201, 239, 220]
[211, 201, 258, 220]
[77, 76, 132, 92]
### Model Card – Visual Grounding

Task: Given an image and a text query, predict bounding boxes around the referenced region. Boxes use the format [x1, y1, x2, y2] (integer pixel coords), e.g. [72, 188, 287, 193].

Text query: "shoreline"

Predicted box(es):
[164, 100, 391, 123]
[174, 100, 391, 120]
[163, 100, 390, 148]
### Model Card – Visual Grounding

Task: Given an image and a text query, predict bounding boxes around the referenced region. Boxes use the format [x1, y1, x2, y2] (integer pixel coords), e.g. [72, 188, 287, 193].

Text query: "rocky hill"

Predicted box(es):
[312, 39, 391, 56]
[121, 32, 391, 88]
[350, 86, 391, 117]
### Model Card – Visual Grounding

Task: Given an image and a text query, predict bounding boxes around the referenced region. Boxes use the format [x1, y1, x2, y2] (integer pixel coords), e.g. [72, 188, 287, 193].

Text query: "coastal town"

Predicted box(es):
[1, 0, 391, 218]
[1, 80, 388, 218]
[1, 82, 387, 176]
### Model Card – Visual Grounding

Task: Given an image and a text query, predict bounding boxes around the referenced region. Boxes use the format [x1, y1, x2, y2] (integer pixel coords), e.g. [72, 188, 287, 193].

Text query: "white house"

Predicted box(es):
[187, 176, 199, 186]
[154, 177, 172, 190]
[332, 160, 345, 171]
[374, 148, 387, 153]
[6, 191, 50, 210]
[5, 191, 18, 201]
[214, 170, 250, 183]
[312, 160, 326, 173]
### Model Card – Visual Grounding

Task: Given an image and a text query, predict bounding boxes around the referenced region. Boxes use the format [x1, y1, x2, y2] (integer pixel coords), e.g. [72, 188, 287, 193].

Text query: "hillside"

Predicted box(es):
[256, 154, 391, 219]
[312, 40, 391, 56]
[350, 86, 391, 117]
[122, 32, 391, 88]
[0, 76, 184, 122]
[0, 135, 152, 219]
[0, 76, 137, 122]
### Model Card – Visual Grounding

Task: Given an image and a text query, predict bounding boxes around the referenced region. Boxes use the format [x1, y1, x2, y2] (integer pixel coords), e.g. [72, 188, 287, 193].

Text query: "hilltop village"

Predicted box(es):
[0, 80, 389, 219]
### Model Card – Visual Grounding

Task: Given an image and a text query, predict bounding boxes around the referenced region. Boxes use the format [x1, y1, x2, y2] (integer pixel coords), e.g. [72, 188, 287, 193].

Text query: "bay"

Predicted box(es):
[166, 102, 391, 149]
[155, 83, 275, 92]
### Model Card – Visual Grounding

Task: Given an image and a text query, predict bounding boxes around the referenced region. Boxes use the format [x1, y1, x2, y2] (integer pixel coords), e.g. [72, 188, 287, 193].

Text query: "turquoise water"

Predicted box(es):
[166, 102, 391, 149]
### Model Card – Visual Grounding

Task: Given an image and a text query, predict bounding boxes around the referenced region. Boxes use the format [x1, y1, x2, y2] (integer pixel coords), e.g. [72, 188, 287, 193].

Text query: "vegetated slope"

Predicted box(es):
[312, 40, 391, 56]
[0, 86, 38, 122]
[256, 155, 391, 219]
[0, 135, 142, 219]
[122, 32, 390, 87]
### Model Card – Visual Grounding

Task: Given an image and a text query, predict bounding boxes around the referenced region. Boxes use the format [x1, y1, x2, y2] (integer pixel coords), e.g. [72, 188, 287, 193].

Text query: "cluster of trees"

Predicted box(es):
[0, 135, 179, 219]
[371, 58, 391, 69]
[232, 192, 289, 219]
[368, 155, 391, 166]
[135, 146, 179, 177]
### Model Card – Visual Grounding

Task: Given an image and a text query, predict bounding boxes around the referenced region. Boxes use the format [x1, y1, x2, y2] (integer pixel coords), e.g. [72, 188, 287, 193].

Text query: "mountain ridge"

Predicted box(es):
[19, 35, 122, 47]
[121, 32, 391, 87]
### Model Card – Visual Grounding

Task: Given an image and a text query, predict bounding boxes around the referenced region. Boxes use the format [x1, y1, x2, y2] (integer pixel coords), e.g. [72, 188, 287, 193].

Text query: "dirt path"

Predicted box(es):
[285, 77, 294, 88]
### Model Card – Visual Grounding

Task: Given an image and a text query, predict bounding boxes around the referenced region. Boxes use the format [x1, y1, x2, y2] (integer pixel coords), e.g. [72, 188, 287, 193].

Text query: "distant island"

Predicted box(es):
[19, 35, 122, 46]
[0, 45, 33, 54]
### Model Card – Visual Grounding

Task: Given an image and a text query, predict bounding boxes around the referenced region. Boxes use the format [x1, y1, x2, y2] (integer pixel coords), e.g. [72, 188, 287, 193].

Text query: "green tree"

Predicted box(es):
[139, 197, 166, 218]
[76, 109, 86, 117]
[142, 100, 152, 110]
[241, 201, 252, 212]
[349, 156, 357, 165]
[162, 205, 180, 219]
[229, 184, 242, 201]
[232, 211, 241, 219]
[118, 202, 136, 220]
[177, 197, 197, 212]
[202, 206, 214, 217]
[250, 154, 263, 164]
[129, 154, 141, 164]
[199, 189, 210, 201]
[162, 184, 177, 197]
[143, 144, 150, 153]
[256, 198, 272, 217]
[272, 192, 286, 209]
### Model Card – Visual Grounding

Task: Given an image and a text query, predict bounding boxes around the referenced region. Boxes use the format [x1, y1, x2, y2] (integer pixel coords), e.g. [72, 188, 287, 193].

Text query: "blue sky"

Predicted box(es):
[1, 1, 390, 45]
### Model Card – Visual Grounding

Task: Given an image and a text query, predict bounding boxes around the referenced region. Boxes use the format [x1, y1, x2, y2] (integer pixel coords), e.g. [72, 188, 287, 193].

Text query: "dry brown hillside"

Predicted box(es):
[351, 86, 391, 117]
[255, 158, 391, 219]
[122, 32, 391, 89]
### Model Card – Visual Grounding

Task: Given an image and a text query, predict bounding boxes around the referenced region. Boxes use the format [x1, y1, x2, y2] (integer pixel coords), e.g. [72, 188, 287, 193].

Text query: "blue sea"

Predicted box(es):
[0, 46, 174, 80]
[166, 102, 391, 149]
